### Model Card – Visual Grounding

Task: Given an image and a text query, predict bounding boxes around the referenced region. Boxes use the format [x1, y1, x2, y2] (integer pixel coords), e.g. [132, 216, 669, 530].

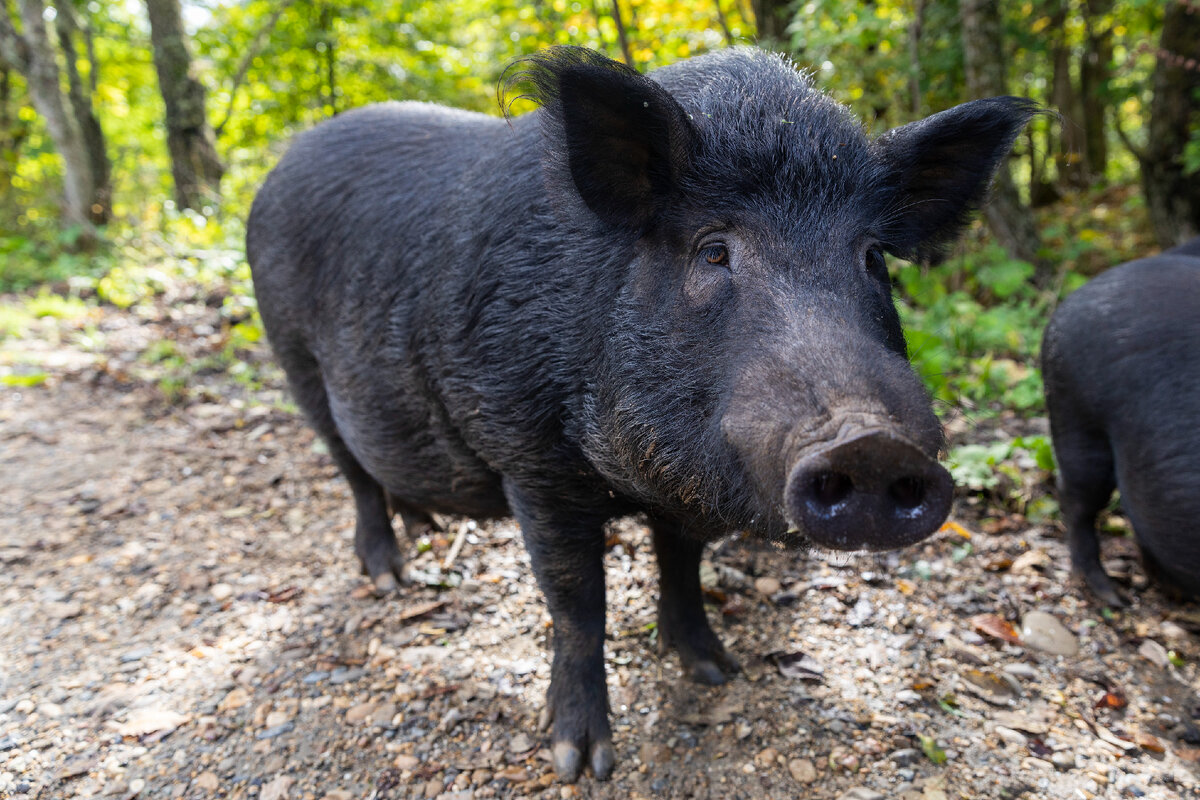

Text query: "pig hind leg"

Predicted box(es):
[652, 519, 740, 685]
[278, 344, 405, 594]
[1054, 427, 1122, 606]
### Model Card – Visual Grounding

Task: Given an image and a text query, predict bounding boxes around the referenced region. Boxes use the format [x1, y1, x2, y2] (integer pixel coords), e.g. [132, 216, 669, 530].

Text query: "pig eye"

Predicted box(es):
[865, 246, 887, 279]
[700, 243, 729, 267]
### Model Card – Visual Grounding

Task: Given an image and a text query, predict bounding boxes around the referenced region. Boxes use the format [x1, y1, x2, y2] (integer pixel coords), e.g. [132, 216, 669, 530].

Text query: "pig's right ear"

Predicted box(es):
[506, 47, 697, 230]
[872, 97, 1039, 264]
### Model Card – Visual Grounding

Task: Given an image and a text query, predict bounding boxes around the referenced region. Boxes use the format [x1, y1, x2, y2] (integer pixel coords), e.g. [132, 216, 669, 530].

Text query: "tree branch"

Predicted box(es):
[214, 0, 295, 137]
[1112, 111, 1148, 165]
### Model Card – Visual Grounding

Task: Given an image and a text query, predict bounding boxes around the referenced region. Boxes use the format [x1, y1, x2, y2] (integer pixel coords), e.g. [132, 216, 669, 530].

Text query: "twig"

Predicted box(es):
[442, 525, 468, 570]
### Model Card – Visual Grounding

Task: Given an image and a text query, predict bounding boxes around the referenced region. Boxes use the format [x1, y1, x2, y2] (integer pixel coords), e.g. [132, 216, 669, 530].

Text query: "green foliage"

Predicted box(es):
[897, 242, 1050, 415]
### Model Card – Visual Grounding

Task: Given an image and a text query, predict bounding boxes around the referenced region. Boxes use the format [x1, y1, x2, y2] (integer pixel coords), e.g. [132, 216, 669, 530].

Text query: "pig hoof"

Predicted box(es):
[688, 658, 734, 686]
[1084, 572, 1127, 608]
[551, 738, 614, 782]
[371, 571, 399, 595]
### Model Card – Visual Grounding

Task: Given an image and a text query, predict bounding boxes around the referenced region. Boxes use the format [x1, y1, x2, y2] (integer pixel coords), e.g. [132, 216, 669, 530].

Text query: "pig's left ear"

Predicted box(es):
[508, 47, 697, 230]
[872, 97, 1039, 264]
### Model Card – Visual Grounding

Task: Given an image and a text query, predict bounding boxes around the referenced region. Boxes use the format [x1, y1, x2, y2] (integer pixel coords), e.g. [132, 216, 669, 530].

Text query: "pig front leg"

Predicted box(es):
[505, 481, 615, 782]
[652, 519, 740, 685]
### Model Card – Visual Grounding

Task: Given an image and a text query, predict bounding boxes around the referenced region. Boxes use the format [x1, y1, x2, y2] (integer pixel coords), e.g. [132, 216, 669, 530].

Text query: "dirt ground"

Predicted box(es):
[3, 293, 1200, 800]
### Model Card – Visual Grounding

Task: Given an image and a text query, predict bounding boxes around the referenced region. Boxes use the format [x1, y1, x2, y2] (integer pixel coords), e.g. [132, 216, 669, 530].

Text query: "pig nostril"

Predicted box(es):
[810, 471, 853, 507]
[888, 476, 926, 510]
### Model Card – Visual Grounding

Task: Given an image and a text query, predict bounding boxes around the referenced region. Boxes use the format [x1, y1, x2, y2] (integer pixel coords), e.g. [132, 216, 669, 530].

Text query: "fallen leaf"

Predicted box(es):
[115, 708, 190, 740]
[1095, 689, 1127, 711]
[1134, 730, 1165, 753]
[920, 734, 947, 764]
[769, 651, 824, 682]
[971, 614, 1023, 646]
[398, 598, 448, 622]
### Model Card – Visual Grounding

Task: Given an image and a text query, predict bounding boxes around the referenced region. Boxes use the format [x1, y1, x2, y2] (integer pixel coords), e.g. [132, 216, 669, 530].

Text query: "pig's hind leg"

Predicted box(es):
[1054, 427, 1123, 606]
[279, 345, 405, 594]
[652, 519, 740, 685]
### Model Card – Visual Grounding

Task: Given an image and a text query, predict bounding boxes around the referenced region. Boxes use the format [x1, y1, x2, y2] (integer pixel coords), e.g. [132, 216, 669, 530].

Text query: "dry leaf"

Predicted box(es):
[971, 614, 1023, 646]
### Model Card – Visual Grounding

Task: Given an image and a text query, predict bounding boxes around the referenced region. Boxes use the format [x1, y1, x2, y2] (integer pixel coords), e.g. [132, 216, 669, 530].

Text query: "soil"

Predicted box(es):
[2, 291, 1199, 800]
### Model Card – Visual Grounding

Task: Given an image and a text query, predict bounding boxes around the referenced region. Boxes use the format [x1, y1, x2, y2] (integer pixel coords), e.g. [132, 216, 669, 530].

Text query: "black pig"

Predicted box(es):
[248, 47, 1034, 780]
[1043, 236, 1200, 606]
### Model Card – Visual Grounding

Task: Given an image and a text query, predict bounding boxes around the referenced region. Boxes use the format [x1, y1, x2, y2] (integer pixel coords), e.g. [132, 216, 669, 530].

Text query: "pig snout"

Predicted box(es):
[784, 427, 952, 551]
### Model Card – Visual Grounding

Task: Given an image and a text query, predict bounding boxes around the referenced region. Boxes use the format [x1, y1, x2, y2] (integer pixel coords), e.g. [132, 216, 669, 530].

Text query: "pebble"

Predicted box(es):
[895, 689, 922, 705]
[1002, 662, 1038, 680]
[256, 721, 295, 740]
[508, 732, 534, 754]
[995, 726, 1028, 746]
[891, 748, 919, 766]
[1020, 611, 1079, 656]
[788, 758, 817, 784]
[1051, 751, 1077, 771]
[328, 667, 365, 685]
[1138, 639, 1170, 669]
[838, 789, 886, 800]
[210, 583, 234, 601]
[321, 792, 353, 800]
[394, 754, 420, 770]
[755, 746, 778, 766]
[194, 772, 220, 791]
[754, 577, 782, 596]
[345, 703, 377, 724]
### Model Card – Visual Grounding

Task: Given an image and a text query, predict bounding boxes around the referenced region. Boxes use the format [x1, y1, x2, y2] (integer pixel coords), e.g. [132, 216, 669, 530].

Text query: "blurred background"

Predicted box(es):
[0, 0, 1197, 438]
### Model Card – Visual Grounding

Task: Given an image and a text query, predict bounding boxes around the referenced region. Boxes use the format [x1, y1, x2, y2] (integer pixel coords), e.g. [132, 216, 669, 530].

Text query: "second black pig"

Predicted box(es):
[248, 47, 1036, 781]
[1043, 236, 1200, 606]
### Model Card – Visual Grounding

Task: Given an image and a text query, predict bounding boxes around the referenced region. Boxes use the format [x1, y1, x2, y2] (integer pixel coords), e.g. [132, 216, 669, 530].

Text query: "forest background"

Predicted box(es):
[1, 0, 1199, 463]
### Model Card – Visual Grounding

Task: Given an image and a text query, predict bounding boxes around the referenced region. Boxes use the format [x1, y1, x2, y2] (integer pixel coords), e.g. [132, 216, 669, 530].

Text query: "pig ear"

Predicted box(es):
[507, 47, 696, 230]
[872, 97, 1040, 264]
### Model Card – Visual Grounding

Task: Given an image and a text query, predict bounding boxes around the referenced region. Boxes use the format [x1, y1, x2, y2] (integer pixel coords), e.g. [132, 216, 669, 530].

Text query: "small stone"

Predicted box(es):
[370, 702, 398, 727]
[890, 748, 919, 766]
[639, 742, 671, 765]
[1051, 751, 1077, 771]
[895, 689, 922, 705]
[321, 792, 353, 800]
[509, 732, 534, 754]
[264, 710, 291, 728]
[1138, 639, 1170, 669]
[345, 703, 377, 723]
[1002, 662, 1037, 680]
[756, 746, 779, 766]
[496, 767, 529, 782]
[194, 772, 220, 791]
[394, 754, 420, 770]
[1160, 621, 1188, 642]
[210, 583, 234, 601]
[1020, 611, 1078, 656]
[837, 789, 886, 800]
[754, 577, 782, 596]
[37, 702, 63, 718]
[995, 726, 1028, 746]
[741, 762, 756, 774]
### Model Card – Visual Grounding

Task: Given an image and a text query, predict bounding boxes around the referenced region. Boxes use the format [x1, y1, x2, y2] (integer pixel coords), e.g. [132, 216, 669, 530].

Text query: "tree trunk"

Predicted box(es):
[0, 1, 98, 236]
[908, 0, 926, 117]
[56, 1, 110, 223]
[752, 0, 790, 49]
[1139, 0, 1200, 247]
[959, 0, 1046, 277]
[1080, 0, 1112, 180]
[1048, 0, 1085, 187]
[145, 0, 224, 211]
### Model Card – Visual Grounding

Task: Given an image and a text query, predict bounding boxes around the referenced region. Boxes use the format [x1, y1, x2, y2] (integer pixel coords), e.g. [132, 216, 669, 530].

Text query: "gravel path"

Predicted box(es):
[2, 295, 1199, 800]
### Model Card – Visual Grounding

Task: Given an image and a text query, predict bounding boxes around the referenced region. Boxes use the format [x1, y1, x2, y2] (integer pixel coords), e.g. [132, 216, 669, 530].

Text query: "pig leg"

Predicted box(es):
[1055, 429, 1123, 606]
[651, 519, 739, 685]
[279, 347, 404, 594]
[505, 481, 614, 782]
[389, 496, 438, 540]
